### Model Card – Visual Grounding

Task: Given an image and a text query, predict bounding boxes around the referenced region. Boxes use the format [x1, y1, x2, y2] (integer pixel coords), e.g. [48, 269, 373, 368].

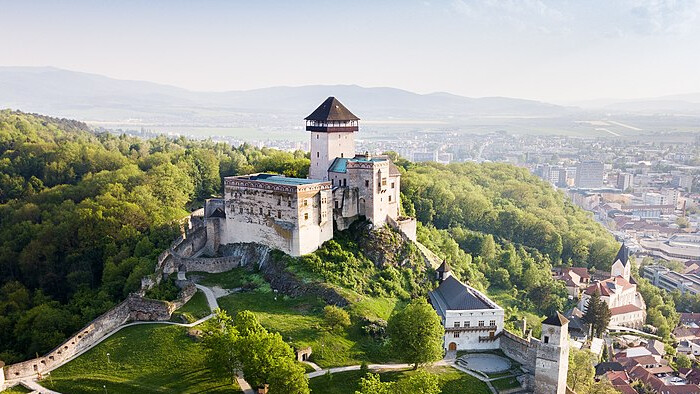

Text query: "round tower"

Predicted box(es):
[305, 97, 359, 181]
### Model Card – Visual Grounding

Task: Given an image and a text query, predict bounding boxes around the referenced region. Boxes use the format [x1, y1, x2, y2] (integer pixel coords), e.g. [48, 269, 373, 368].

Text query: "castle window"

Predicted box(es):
[304, 213, 309, 220]
[465, 321, 470, 327]
[331, 179, 334, 186]
[478, 321, 484, 327]
[391, 182, 395, 189]
[277, 211, 281, 219]
[268, 210, 270, 216]
[240, 207, 243, 214]
[335, 201, 339, 209]
[454, 332, 460, 338]
[317, 135, 319, 139]
[278, 198, 281, 206]
[382, 178, 387, 186]
[388, 195, 392, 202]
[365, 180, 369, 187]
[489, 320, 495, 327]
[544, 336, 549, 344]
[453, 321, 460, 328]
[259, 208, 263, 215]
[288, 200, 291, 207]
[343, 179, 347, 187]
[304, 199, 308, 207]
[341, 153, 344, 158]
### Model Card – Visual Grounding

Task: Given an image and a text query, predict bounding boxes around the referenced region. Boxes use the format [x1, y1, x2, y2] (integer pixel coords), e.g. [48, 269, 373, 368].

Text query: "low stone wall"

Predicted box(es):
[176, 255, 240, 273]
[500, 330, 537, 372]
[387, 216, 417, 242]
[4, 283, 196, 381]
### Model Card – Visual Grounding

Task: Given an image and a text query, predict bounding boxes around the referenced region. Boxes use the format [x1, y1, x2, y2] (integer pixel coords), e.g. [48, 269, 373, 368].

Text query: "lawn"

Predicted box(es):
[308, 365, 491, 394]
[1, 385, 32, 393]
[43, 324, 240, 394]
[190, 268, 265, 289]
[217, 289, 397, 368]
[171, 290, 211, 323]
[491, 375, 522, 392]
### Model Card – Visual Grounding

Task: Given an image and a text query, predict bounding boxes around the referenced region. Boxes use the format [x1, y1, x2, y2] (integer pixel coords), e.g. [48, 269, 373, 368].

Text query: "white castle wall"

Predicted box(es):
[310, 131, 355, 181]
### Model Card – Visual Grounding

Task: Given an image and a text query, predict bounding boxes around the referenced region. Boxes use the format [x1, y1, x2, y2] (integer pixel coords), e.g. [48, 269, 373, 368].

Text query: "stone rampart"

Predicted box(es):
[177, 255, 240, 273]
[500, 330, 538, 372]
[4, 283, 196, 381]
[387, 216, 417, 242]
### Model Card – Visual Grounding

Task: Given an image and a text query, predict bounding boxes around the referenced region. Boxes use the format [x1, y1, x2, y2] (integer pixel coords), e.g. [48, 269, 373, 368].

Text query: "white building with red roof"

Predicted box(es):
[578, 244, 647, 328]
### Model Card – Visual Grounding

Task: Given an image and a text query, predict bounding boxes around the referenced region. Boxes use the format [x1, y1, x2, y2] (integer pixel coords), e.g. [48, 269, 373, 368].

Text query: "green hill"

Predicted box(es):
[1, 110, 621, 392]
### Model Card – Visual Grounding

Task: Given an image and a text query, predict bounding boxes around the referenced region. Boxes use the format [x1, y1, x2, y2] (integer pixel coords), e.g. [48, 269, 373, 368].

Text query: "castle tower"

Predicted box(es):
[611, 243, 631, 281]
[306, 97, 359, 181]
[436, 260, 452, 281]
[534, 312, 570, 394]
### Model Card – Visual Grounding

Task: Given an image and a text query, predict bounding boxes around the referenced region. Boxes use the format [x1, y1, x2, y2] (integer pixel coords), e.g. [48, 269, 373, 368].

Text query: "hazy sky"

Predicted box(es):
[2, 0, 700, 102]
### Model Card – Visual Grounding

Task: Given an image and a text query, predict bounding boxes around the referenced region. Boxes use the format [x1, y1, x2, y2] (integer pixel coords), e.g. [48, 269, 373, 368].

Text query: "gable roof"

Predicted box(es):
[542, 311, 569, 327]
[615, 243, 630, 266]
[305, 97, 359, 122]
[428, 276, 497, 313]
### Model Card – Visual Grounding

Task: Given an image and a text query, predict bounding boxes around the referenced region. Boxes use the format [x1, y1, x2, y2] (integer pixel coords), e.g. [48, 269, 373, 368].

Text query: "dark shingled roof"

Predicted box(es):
[436, 260, 451, 273]
[305, 97, 359, 121]
[429, 276, 493, 311]
[542, 311, 569, 327]
[615, 243, 630, 266]
[595, 362, 624, 376]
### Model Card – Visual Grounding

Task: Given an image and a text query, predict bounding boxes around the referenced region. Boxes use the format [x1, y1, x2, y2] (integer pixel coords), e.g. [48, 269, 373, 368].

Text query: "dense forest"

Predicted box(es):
[0, 110, 619, 362]
[0, 110, 309, 362]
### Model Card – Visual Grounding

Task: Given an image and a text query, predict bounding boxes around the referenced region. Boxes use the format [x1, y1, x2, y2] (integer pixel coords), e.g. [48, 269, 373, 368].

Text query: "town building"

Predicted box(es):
[575, 160, 604, 188]
[207, 97, 413, 257]
[428, 261, 504, 351]
[578, 244, 646, 329]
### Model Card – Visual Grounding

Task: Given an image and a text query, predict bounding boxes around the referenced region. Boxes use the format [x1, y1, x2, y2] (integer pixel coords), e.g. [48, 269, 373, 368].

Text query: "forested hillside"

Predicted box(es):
[0, 110, 617, 363]
[398, 159, 619, 320]
[0, 110, 309, 362]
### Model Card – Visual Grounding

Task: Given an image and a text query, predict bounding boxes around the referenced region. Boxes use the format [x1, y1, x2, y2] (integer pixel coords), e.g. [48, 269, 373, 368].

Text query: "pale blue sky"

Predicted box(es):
[1, 0, 699, 102]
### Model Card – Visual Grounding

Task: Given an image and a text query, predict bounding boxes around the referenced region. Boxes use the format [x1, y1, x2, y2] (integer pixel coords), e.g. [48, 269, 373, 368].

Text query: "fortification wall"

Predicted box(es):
[500, 330, 537, 372]
[177, 255, 240, 273]
[387, 216, 417, 242]
[4, 281, 196, 381]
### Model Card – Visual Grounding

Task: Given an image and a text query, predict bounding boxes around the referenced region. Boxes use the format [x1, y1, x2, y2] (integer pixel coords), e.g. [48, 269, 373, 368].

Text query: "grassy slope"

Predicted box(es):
[44, 324, 240, 394]
[308, 365, 490, 394]
[1, 385, 32, 393]
[208, 266, 405, 368]
[171, 290, 211, 323]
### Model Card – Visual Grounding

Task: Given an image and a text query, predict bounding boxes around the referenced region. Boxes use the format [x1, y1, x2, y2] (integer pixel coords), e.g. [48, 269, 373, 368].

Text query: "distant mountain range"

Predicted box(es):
[2, 67, 700, 130]
[0, 67, 571, 125]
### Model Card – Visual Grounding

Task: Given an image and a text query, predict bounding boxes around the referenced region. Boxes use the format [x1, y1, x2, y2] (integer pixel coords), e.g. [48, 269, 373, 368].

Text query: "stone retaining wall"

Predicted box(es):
[500, 330, 538, 372]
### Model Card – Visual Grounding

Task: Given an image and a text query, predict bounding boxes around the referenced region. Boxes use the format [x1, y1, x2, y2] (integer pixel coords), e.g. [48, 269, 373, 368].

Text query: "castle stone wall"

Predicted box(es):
[500, 330, 537, 372]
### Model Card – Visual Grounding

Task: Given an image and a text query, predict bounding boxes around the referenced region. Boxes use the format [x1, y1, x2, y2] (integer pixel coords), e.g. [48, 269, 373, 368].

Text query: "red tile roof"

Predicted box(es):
[610, 304, 643, 316]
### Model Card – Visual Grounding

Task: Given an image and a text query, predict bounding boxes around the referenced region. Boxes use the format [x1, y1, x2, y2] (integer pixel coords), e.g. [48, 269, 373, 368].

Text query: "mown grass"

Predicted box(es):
[308, 365, 490, 394]
[217, 289, 399, 368]
[190, 269, 264, 289]
[491, 375, 521, 391]
[43, 324, 240, 394]
[1, 384, 32, 393]
[171, 290, 211, 323]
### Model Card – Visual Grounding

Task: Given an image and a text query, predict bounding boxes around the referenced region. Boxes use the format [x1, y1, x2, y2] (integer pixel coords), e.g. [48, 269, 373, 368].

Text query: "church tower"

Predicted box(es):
[611, 243, 631, 281]
[534, 312, 570, 394]
[306, 97, 359, 181]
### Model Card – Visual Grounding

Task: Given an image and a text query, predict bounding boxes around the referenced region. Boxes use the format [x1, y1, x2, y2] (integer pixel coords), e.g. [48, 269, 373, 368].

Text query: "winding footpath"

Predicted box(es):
[7, 274, 503, 394]
[3, 275, 260, 394]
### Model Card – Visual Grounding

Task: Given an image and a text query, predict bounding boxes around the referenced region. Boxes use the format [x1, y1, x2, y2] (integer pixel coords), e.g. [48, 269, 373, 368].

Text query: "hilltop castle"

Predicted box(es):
[204, 97, 415, 256]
